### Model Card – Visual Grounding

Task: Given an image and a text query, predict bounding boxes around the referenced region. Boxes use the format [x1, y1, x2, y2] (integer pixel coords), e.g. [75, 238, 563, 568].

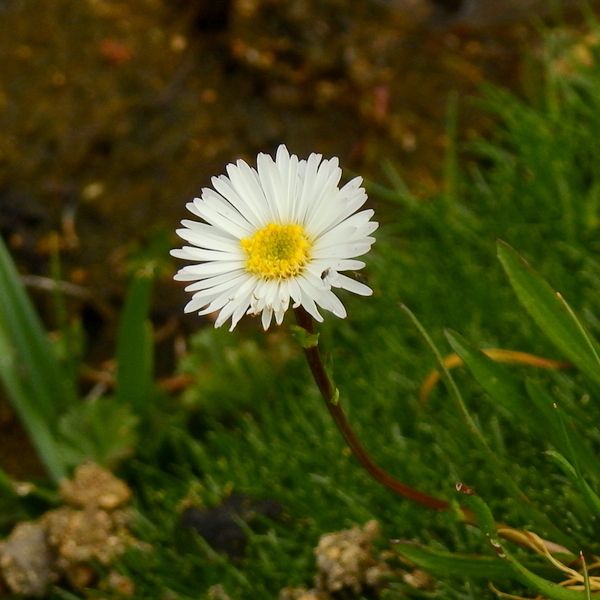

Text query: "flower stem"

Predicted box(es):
[294, 307, 451, 512]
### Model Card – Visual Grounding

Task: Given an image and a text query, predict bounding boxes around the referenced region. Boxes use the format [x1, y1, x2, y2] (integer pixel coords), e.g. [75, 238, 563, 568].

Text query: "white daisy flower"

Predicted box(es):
[171, 145, 378, 331]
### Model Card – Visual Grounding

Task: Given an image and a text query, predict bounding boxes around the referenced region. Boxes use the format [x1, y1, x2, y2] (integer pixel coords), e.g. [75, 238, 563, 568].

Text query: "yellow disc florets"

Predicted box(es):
[241, 223, 312, 280]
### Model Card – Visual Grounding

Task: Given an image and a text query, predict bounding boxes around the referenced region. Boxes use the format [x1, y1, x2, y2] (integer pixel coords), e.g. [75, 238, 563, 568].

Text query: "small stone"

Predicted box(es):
[181, 493, 283, 559]
[81, 182, 105, 202]
[364, 562, 393, 587]
[314, 520, 382, 594]
[59, 462, 131, 510]
[0, 522, 55, 597]
[101, 571, 136, 596]
[403, 567, 434, 590]
[44, 506, 129, 564]
[278, 586, 331, 600]
[207, 583, 233, 600]
[65, 563, 95, 589]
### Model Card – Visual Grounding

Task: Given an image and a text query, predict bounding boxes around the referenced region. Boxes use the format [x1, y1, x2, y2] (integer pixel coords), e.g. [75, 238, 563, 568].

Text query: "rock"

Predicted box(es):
[43, 506, 130, 566]
[207, 583, 234, 600]
[0, 521, 55, 597]
[182, 504, 248, 558]
[100, 571, 136, 596]
[314, 520, 391, 594]
[181, 493, 283, 558]
[279, 586, 331, 600]
[59, 462, 132, 510]
[403, 567, 434, 590]
[0, 465, 139, 595]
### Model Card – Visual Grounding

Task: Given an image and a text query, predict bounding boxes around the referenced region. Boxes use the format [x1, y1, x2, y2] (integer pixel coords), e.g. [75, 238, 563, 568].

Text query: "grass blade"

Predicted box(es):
[0, 237, 77, 419]
[402, 306, 532, 505]
[0, 463, 27, 529]
[525, 379, 598, 481]
[395, 542, 546, 581]
[116, 272, 155, 413]
[507, 555, 593, 600]
[546, 449, 600, 520]
[0, 322, 66, 481]
[445, 330, 597, 478]
[464, 494, 590, 600]
[497, 241, 600, 386]
[445, 330, 527, 417]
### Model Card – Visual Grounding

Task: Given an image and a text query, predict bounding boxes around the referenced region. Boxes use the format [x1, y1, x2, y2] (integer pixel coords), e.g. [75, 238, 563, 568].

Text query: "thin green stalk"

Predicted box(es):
[401, 304, 531, 500]
[0, 324, 66, 481]
[400, 304, 577, 548]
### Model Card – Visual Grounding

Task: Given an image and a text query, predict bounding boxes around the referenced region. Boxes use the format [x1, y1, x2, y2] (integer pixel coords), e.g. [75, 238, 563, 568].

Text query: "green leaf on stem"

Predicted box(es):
[330, 387, 340, 405]
[290, 325, 320, 349]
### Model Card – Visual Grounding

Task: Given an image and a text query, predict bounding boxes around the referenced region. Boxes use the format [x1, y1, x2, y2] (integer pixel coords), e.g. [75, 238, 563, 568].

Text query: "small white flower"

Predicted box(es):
[171, 145, 378, 331]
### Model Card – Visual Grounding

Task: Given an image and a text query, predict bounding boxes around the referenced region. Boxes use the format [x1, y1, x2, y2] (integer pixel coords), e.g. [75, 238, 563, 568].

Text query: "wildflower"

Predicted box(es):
[171, 145, 377, 330]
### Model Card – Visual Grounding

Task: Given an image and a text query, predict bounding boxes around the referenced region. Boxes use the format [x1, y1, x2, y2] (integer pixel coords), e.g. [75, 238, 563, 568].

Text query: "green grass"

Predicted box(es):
[3, 14, 600, 600]
[102, 21, 600, 600]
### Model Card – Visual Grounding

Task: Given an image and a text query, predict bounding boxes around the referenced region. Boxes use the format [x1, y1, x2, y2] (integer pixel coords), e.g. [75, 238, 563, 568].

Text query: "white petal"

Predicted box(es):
[180, 218, 237, 238]
[174, 261, 245, 278]
[333, 259, 366, 271]
[307, 188, 368, 237]
[274, 309, 284, 325]
[235, 160, 272, 222]
[212, 173, 263, 228]
[171, 246, 244, 262]
[295, 152, 322, 223]
[214, 300, 239, 328]
[288, 277, 303, 308]
[312, 241, 374, 259]
[303, 159, 342, 226]
[178, 220, 239, 249]
[320, 290, 347, 318]
[296, 275, 326, 322]
[184, 270, 246, 292]
[314, 209, 378, 244]
[272, 145, 302, 223]
[329, 273, 373, 296]
[186, 273, 249, 301]
[229, 290, 255, 331]
[188, 199, 250, 238]
[261, 307, 273, 330]
[197, 292, 236, 316]
[257, 152, 283, 221]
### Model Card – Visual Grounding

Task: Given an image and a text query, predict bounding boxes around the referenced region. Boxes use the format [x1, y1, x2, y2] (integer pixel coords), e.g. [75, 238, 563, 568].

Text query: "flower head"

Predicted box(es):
[171, 145, 377, 330]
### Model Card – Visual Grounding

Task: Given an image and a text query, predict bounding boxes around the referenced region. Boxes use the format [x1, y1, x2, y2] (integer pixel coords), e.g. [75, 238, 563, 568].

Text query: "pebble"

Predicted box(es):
[0, 522, 55, 597]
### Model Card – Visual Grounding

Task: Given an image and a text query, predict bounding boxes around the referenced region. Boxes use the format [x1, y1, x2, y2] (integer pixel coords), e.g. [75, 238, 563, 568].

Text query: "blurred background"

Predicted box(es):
[1, 0, 597, 475]
[1, 0, 591, 293]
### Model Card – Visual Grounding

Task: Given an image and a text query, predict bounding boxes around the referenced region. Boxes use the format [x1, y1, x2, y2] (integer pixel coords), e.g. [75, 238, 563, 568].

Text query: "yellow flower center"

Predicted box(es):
[241, 223, 312, 280]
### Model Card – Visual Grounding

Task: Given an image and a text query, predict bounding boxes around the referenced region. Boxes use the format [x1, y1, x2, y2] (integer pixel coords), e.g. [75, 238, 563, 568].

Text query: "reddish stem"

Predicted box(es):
[294, 308, 451, 512]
